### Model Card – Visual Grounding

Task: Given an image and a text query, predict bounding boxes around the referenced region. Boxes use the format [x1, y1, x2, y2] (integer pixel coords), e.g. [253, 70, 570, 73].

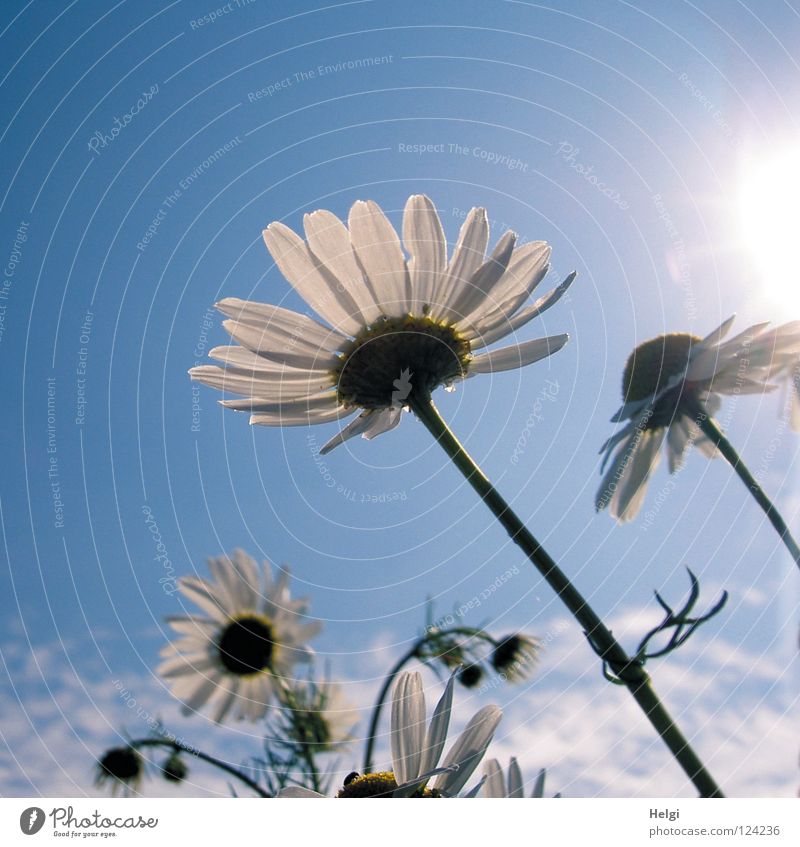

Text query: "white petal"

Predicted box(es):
[180, 672, 222, 715]
[530, 767, 546, 798]
[278, 787, 325, 798]
[468, 334, 569, 374]
[249, 405, 345, 427]
[452, 230, 517, 324]
[220, 391, 338, 414]
[303, 209, 380, 325]
[403, 194, 446, 315]
[208, 345, 330, 377]
[262, 221, 362, 336]
[509, 758, 524, 797]
[700, 314, 736, 346]
[319, 410, 374, 454]
[482, 759, 506, 798]
[348, 200, 410, 317]
[227, 549, 262, 609]
[390, 672, 426, 785]
[418, 673, 455, 776]
[469, 272, 576, 349]
[433, 207, 488, 322]
[178, 577, 231, 621]
[190, 365, 332, 399]
[667, 418, 691, 473]
[221, 319, 339, 371]
[361, 406, 403, 440]
[432, 705, 502, 796]
[613, 428, 666, 522]
[217, 298, 345, 345]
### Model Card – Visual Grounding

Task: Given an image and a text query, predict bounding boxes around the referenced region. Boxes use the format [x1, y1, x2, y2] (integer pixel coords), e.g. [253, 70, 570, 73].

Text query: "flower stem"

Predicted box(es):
[131, 737, 270, 797]
[409, 393, 724, 798]
[691, 403, 800, 569]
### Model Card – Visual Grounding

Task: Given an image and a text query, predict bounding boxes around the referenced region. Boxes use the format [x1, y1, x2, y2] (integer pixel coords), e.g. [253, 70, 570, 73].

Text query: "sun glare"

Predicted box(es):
[739, 148, 800, 307]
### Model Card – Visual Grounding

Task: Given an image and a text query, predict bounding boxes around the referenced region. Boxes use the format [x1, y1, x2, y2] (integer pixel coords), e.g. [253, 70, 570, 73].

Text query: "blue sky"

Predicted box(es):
[1, 0, 798, 797]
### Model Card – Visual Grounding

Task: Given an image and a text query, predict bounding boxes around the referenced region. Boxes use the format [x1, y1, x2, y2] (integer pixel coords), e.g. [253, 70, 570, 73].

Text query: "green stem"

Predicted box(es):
[132, 737, 270, 797]
[691, 402, 800, 569]
[409, 393, 724, 798]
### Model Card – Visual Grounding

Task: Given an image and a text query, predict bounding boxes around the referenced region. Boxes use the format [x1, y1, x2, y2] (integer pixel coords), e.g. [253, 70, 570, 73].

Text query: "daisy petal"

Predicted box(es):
[613, 428, 666, 521]
[482, 759, 505, 798]
[390, 672, 426, 785]
[263, 221, 362, 336]
[403, 194, 446, 315]
[453, 230, 517, 324]
[362, 406, 403, 440]
[419, 672, 455, 776]
[303, 209, 379, 325]
[432, 705, 502, 796]
[468, 334, 569, 374]
[509, 758, 525, 797]
[319, 410, 375, 454]
[348, 200, 410, 317]
[434, 207, 489, 322]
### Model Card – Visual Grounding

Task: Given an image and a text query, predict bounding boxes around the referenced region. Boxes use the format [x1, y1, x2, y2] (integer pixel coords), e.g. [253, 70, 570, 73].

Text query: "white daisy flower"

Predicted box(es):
[158, 548, 321, 723]
[279, 670, 502, 797]
[596, 317, 800, 522]
[481, 758, 549, 797]
[772, 356, 800, 432]
[190, 195, 573, 454]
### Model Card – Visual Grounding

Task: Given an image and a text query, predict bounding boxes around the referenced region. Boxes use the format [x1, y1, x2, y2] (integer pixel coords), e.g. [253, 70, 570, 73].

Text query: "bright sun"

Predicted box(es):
[739, 149, 800, 307]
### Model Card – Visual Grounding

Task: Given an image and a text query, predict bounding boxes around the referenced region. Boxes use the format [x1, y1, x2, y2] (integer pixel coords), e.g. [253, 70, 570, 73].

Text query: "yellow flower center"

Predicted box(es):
[622, 333, 702, 402]
[336, 771, 440, 798]
[333, 316, 471, 409]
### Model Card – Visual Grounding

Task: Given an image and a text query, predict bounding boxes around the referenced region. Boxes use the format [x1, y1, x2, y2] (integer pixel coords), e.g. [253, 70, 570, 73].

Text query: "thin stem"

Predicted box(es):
[690, 402, 800, 569]
[131, 737, 270, 797]
[362, 641, 422, 774]
[410, 393, 724, 798]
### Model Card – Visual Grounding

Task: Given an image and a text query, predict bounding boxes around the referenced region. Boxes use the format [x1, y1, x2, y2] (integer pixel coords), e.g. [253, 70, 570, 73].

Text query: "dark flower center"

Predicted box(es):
[217, 615, 274, 676]
[457, 664, 484, 688]
[622, 333, 702, 403]
[99, 748, 141, 782]
[336, 771, 440, 798]
[334, 316, 471, 409]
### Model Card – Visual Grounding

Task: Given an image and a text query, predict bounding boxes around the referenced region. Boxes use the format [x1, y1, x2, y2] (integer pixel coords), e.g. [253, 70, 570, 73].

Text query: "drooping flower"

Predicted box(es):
[158, 548, 321, 723]
[190, 195, 573, 454]
[596, 318, 800, 522]
[490, 633, 540, 680]
[95, 746, 144, 796]
[278, 671, 502, 797]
